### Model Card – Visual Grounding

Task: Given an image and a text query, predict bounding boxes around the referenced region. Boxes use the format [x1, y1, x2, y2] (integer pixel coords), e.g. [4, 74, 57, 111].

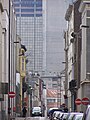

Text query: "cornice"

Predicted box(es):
[65, 4, 73, 21]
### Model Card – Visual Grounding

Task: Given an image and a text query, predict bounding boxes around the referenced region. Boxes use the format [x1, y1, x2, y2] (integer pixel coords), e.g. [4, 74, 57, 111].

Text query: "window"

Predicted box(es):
[47, 99, 56, 103]
[21, 9, 34, 12]
[36, 8, 42, 11]
[52, 84, 57, 88]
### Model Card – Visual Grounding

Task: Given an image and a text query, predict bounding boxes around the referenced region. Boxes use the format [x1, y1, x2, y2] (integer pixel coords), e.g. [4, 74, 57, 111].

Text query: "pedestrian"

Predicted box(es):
[22, 106, 27, 117]
[63, 105, 68, 113]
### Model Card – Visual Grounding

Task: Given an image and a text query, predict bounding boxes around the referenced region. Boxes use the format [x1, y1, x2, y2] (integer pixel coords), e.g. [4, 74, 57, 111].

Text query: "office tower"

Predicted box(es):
[13, 0, 70, 76]
[42, 0, 70, 108]
[13, 0, 43, 74]
[44, 0, 69, 77]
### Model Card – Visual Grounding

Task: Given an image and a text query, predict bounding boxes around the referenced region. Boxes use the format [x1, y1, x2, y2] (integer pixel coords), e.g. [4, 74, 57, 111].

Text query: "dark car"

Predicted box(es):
[48, 108, 63, 120]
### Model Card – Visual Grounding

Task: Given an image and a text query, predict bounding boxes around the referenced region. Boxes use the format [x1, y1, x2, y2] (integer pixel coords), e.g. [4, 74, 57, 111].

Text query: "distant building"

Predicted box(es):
[65, 0, 81, 111]
[13, 0, 43, 74]
[47, 89, 58, 109]
[44, 0, 69, 76]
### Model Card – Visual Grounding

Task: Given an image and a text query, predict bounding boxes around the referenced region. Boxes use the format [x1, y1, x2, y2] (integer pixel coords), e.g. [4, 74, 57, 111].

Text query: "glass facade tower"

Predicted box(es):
[13, 0, 43, 73]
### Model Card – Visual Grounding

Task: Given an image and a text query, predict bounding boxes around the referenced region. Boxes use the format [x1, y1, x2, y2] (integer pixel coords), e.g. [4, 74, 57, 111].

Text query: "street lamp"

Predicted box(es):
[8, 0, 11, 119]
[59, 73, 65, 107]
[27, 85, 33, 116]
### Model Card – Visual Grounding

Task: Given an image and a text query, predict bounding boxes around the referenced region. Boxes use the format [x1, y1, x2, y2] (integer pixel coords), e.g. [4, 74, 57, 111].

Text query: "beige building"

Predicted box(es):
[64, 0, 90, 112]
[19, 45, 27, 111]
[65, 0, 81, 112]
[65, 4, 74, 111]
[0, 0, 17, 119]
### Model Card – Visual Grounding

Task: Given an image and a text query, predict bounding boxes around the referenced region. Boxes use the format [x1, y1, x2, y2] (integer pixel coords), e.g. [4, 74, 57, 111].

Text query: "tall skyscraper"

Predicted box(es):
[13, 0, 43, 74]
[44, 0, 69, 76]
[13, 0, 70, 108]
[13, 0, 69, 77]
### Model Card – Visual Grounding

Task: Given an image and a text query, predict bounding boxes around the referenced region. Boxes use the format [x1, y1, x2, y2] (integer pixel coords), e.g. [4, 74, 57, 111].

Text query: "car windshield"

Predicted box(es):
[32, 107, 41, 111]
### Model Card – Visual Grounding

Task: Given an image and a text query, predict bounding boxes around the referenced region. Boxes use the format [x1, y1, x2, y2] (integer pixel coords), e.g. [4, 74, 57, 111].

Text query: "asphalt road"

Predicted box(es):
[15, 117, 49, 120]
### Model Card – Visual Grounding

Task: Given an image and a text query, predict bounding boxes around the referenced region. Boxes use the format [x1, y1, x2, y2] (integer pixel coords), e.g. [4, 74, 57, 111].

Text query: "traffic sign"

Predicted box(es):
[82, 97, 90, 105]
[75, 98, 81, 105]
[8, 91, 15, 98]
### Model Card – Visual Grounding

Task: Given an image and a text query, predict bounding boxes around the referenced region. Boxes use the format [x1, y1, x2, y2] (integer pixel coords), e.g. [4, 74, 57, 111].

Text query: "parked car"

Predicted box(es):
[61, 112, 70, 120]
[32, 107, 42, 117]
[48, 108, 63, 120]
[84, 105, 90, 120]
[68, 112, 83, 120]
[73, 113, 84, 120]
[56, 112, 64, 120]
[47, 107, 58, 117]
[52, 111, 62, 120]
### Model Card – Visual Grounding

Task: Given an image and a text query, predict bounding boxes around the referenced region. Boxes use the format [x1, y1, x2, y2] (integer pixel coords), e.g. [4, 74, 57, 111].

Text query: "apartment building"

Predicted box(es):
[65, 0, 81, 111]
[0, 0, 17, 119]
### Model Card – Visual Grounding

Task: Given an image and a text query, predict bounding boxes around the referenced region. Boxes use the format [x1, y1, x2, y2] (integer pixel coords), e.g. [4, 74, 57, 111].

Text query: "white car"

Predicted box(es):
[68, 112, 83, 120]
[84, 105, 90, 120]
[73, 113, 84, 120]
[32, 107, 42, 117]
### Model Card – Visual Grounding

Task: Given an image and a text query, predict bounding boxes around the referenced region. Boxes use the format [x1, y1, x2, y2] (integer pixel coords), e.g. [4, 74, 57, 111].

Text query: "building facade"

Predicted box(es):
[0, 0, 17, 119]
[79, 0, 90, 112]
[45, 0, 69, 76]
[42, 0, 69, 108]
[64, 0, 90, 112]
[65, 0, 81, 111]
[13, 0, 43, 74]
[65, 4, 74, 111]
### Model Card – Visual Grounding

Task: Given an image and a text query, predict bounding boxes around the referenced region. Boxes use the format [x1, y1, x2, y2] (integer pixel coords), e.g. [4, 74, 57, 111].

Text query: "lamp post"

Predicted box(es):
[59, 73, 65, 107]
[8, 0, 11, 119]
[27, 85, 33, 116]
[30, 87, 33, 117]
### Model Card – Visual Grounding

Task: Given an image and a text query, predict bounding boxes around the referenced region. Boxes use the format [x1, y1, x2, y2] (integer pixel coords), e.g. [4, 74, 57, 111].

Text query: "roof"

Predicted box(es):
[47, 89, 57, 98]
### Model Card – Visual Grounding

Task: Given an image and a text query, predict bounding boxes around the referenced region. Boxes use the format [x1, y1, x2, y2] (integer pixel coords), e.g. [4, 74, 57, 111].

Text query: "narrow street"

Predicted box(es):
[15, 117, 49, 120]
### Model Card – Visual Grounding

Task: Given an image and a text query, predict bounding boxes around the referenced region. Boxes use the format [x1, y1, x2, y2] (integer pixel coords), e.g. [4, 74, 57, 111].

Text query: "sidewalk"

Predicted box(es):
[15, 118, 26, 120]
